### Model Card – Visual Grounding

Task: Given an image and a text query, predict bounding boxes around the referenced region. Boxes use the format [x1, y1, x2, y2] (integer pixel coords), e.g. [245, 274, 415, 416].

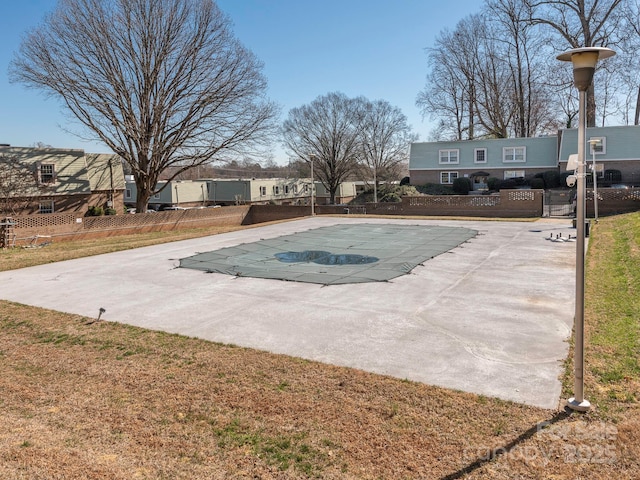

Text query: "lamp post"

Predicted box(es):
[557, 47, 615, 412]
[309, 154, 316, 216]
[588, 139, 601, 223]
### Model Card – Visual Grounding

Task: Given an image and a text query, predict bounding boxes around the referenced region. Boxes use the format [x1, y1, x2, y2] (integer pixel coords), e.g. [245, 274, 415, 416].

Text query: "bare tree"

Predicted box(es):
[417, 16, 481, 140]
[418, 13, 536, 140]
[420, 3, 609, 140]
[544, 61, 579, 128]
[522, 0, 625, 126]
[282, 92, 362, 204]
[488, 0, 560, 137]
[10, 0, 278, 212]
[474, 33, 515, 138]
[0, 155, 39, 215]
[621, 0, 640, 125]
[357, 99, 417, 203]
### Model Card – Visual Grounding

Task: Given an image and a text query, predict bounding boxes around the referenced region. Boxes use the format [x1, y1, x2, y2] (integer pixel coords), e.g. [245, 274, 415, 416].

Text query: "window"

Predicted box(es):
[273, 186, 280, 195]
[259, 186, 266, 196]
[153, 193, 160, 199]
[474, 148, 487, 163]
[440, 171, 458, 184]
[304, 184, 309, 193]
[503, 147, 526, 163]
[39, 200, 54, 214]
[284, 185, 290, 194]
[39, 164, 56, 184]
[293, 184, 298, 194]
[504, 170, 525, 179]
[125, 188, 132, 199]
[589, 136, 606, 155]
[439, 149, 459, 164]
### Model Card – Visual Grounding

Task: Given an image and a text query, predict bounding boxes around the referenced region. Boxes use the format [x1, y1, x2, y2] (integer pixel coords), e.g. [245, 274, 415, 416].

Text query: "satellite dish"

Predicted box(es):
[566, 154, 578, 172]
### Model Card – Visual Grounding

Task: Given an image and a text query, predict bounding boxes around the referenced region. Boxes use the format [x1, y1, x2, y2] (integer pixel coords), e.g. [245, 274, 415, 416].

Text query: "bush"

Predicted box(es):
[104, 207, 117, 215]
[542, 170, 561, 189]
[378, 185, 419, 202]
[380, 192, 400, 202]
[399, 176, 410, 186]
[498, 179, 517, 190]
[529, 177, 545, 190]
[86, 206, 104, 216]
[452, 177, 472, 195]
[487, 177, 500, 191]
[416, 183, 455, 195]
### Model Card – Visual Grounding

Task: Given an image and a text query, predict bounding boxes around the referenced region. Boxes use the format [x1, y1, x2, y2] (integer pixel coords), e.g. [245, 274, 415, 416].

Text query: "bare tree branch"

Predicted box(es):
[282, 92, 362, 205]
[10, 0, 278, 211]
[0, 154, 41, 215]
[356, 99, 417, 203]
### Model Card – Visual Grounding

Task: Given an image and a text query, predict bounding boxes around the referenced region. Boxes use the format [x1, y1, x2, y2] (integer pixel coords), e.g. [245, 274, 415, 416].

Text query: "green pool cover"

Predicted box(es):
[179, 223, 478, 285]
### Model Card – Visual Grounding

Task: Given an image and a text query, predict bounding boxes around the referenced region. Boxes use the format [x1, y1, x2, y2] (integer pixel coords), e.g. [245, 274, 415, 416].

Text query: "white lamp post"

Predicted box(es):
[588, 139, 601, 223]
[557, 47, 615, 412]
[309, 154, 316, 216]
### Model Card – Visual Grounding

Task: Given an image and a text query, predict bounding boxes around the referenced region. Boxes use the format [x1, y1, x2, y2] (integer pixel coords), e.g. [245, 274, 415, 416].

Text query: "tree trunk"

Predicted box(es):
[135, 175, 152, 213]
[586, 84, 596, 128]
[329, 187, 336, 205]
[635, 85, 640, 126]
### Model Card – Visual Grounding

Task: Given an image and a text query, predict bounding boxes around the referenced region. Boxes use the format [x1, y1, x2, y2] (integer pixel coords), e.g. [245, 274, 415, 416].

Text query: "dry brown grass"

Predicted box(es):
[1, 216, 639, 479]
[0, 224, 252, 272]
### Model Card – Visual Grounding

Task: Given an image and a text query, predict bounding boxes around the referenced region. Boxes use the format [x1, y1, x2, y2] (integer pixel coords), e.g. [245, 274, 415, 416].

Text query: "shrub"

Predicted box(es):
[104, 207, 117, 215]
[530, 178, 545, 190]
[452, 177, 472, 195]
[487, 177, 500, 191]
[415, 183, 455, 195]
[399, 176, 410, 186]
[86, 206, 104, 216]
[498, 179, 517, 190]
[380, 192, 400, 202]
[542, 170, 561, 189]
[375, 184, 419, 203]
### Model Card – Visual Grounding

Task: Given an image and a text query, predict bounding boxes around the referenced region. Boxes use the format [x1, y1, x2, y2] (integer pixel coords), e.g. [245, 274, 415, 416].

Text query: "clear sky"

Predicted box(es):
[0, 0, 483, 162]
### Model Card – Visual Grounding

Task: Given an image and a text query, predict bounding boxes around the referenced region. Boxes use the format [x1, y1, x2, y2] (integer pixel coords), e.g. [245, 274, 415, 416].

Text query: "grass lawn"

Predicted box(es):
[1, 215, 639, 479]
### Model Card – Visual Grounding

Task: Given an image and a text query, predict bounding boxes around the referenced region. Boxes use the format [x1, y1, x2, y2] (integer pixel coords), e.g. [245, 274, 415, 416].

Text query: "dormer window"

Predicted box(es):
[439, 149, 459, 164]
[39, 164, 56, 184]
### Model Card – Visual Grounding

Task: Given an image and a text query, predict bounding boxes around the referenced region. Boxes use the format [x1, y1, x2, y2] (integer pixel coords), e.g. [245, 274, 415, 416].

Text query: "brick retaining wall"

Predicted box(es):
[399, 190, 544, 217]
[8, 206, 250, 245]
[586, 188, 640, 216]
[4, 189, 638, 247]
[241, 205, 311, 225]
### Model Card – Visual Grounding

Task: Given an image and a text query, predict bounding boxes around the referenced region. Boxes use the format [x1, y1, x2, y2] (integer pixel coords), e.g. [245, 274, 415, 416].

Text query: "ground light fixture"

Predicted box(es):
[557, 46, 615, 412]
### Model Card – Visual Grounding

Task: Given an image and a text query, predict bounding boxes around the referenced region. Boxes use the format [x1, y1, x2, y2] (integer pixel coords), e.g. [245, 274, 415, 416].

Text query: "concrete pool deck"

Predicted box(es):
[0, 217, 578, 409]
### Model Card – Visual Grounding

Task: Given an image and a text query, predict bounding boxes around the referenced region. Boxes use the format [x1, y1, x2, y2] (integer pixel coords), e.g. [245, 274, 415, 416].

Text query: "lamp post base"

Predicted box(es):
[567, 397, 591, 412]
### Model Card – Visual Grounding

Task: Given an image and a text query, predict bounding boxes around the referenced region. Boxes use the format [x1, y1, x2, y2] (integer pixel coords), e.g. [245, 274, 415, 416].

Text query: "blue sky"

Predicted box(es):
[0, 0, 482, 162]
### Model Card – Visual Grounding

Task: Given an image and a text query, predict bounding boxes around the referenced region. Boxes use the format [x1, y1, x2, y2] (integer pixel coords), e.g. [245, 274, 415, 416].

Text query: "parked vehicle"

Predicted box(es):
[160, 206, 187, 211]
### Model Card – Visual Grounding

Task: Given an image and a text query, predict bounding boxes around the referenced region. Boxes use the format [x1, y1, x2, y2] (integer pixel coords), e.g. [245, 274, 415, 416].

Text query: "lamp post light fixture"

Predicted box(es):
[557, 46, 615, 413]
[588, 139, 601, 223]
[309, 154, 317, 216]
